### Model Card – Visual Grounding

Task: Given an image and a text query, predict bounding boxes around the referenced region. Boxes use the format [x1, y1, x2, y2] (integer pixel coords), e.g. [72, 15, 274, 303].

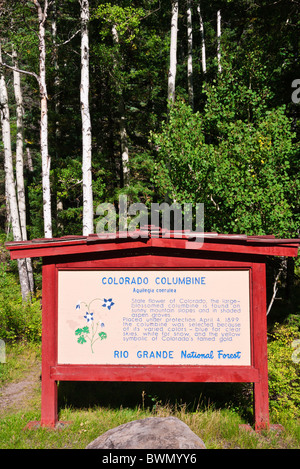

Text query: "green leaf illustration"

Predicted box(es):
[75, 327, 89, 336]
[77, 335, 87, 344]
[99, 332, 107, 340]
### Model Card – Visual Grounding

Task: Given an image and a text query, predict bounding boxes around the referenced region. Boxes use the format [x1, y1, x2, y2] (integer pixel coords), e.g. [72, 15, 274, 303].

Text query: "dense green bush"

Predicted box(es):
[268, 320, 300, 420]
[152, 97, 299, 238]
[0, 263, 41, 343]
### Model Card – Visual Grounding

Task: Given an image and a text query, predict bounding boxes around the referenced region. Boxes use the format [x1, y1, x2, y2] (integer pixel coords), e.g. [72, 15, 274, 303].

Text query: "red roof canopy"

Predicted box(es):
[5, 229, 300, 260]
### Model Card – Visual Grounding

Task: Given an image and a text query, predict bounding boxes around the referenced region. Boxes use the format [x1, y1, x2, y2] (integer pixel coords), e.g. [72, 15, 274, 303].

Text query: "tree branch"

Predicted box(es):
[58, 29, 81, 47]
[140, 0, 161, 21]
[267, 267, 283, 315]
[0, 61, 40, 84]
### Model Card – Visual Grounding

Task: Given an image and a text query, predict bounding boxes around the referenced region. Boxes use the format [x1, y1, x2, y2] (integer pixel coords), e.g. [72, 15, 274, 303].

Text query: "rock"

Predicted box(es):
[239, 424, 255, 433]
[86, 416, 206, 449]
[269, 424, 285, 434]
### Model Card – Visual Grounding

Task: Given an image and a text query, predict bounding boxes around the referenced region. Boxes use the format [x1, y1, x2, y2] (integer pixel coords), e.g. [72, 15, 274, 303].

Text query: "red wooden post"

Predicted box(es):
[41, 261, 58, 427]
[252, 262, 269, 431]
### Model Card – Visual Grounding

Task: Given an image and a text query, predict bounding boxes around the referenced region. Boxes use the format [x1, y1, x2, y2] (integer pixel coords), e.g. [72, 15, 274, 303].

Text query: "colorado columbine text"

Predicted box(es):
[102, 275, 206, 286]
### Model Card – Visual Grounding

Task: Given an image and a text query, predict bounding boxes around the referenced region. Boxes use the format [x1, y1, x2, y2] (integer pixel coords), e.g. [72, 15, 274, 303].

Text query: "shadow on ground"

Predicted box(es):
[58, 380, 254, 421]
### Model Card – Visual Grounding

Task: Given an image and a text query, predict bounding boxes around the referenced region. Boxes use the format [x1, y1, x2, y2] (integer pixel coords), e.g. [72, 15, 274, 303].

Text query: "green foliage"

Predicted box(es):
[203, 49, 273, 135]
[0, 264, 41, 343]
[152, 93, 299, 237]
[151, 99, 211, 229]
[268, 321, 300, 420]
[27, 179, 44, 240]
[53, 158, 85, 237]
[94, 3, 145, 44]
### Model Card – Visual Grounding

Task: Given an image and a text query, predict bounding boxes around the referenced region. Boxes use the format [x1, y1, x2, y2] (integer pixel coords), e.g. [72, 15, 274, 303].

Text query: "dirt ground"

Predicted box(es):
[0, 364, 41, 415]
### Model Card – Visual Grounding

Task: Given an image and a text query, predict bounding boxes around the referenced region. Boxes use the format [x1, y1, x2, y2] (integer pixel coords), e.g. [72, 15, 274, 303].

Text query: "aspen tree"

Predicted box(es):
[197, 1, 206, 74]
[186, 0, 194, 108]
[12, 48, 34, 293]
[12, 49, 26, 241]
[80, 0, 94, 235]
[51, 1, 64, 231]
[217, 9, 222, 73]
[0, 46, 31, 300]
[1, 2, 53, 238]
[111, 24, 129, 187]
[33, 0, 52, 238]
[168, 0, 179, 104]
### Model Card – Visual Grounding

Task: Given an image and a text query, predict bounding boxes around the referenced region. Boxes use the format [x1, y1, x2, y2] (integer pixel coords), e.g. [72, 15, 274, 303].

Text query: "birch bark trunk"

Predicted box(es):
[197, 2, 206, 74]
[111, 24, 129, 187]
[12, 49, 26, 239]
[0, 48, 31, 300]
[168, 0, 179, 104]
[26, 147, 34, 172]
[80, 0, 94, 235]
[217, 9, 222, 73]
[187, 0, 194, 108]
[33, 0, 52, 238]
[51, 2, 64, 232]
[12, 48, 34, 293]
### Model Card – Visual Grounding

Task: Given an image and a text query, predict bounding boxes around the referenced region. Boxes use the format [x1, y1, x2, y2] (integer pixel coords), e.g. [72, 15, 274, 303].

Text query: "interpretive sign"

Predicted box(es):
[58, 270, 251, 366]
[5, 230, 300, 431]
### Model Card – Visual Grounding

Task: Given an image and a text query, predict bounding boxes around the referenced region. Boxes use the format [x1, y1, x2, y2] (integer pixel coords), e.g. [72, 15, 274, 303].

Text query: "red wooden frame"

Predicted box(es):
[6, 232, 299, 431]
[44, 257, 266, 429]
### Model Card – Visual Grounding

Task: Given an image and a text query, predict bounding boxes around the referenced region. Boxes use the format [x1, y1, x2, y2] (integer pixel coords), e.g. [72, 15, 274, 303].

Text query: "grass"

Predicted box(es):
[0, 343, 299, 449]
[0, 342, 40, 386]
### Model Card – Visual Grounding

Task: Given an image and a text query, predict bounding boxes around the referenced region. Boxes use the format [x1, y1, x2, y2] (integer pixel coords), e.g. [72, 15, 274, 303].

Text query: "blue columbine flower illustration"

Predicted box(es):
[102, 298, 114, 310]
[84, 312, 94, 322]
[75, 297, 110, 353]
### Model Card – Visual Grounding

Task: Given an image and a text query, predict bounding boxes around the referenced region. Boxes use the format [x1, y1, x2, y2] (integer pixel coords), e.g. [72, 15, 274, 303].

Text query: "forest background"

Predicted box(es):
[0, 0, 299, 313]
[0, 1, 300, 438]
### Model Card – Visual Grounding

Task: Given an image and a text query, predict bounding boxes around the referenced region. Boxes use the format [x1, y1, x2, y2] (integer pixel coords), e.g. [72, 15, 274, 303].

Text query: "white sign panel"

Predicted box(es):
[57, 270, 251, 366]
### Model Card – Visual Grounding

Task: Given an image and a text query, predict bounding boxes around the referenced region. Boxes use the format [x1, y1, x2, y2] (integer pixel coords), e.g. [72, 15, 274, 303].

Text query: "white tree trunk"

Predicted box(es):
[197, 2, 206, 74]
[0, 48, 31, 300]
[111, 24, 129, 186]
[12, 49, 26, 238]
[34, 0, 52, 238]
[52, 3, 64, 232]
[51, 2, 60, 146]
[217, 9, 222, 73]
[168, 0, 179, 104]
[187, 0, 194, 108]
[0, 74, 21, 241]
[12, 48, 34, 293]
[26, 147, 34, 171]
[119, 100, 129, 187]
[80, 0, 93, 235]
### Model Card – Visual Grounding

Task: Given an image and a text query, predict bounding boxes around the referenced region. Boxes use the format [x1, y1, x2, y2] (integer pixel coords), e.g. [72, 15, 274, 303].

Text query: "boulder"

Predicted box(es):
[86, 416, 206, 449]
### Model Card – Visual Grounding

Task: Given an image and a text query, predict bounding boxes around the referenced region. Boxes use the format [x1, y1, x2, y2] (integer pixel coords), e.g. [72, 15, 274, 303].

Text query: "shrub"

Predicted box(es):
[0, 263, 41, 343]
[267, 321, 300, 420]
